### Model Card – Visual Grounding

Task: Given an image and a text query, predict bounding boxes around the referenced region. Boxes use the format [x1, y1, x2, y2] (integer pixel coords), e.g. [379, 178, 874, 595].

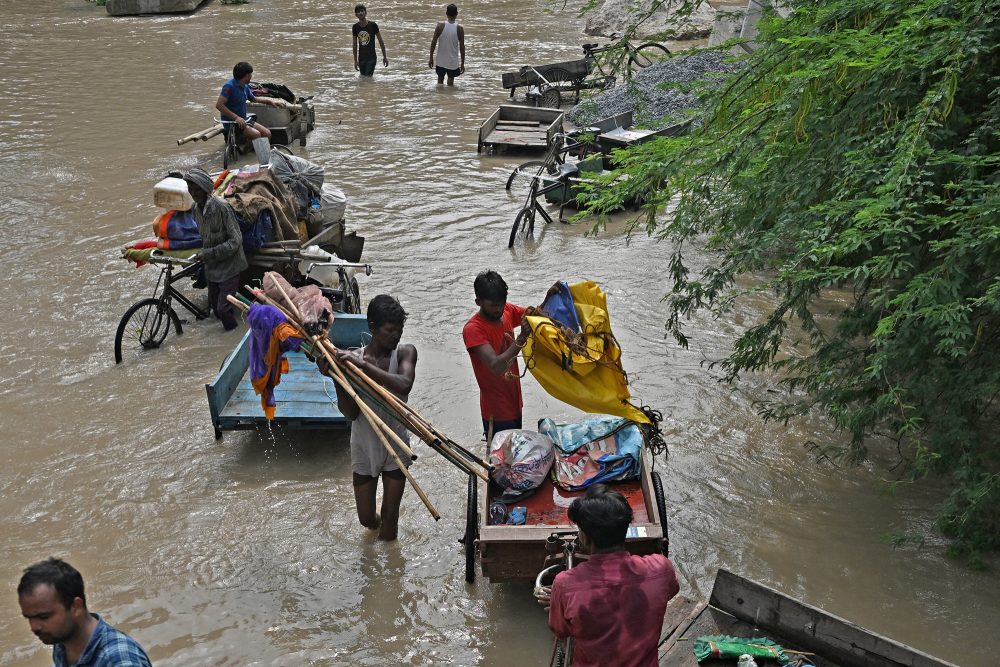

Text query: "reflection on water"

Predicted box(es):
[0, 1, 993, 665]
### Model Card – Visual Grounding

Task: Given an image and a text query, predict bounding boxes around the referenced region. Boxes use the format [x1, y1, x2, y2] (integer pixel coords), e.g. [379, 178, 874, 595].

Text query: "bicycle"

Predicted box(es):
[114, 251, 210, 364]
[535, 531, 582, 667]
[505, 131, 601, 247]
[582, 38, 670, 81]
[217, 113, 259, 170]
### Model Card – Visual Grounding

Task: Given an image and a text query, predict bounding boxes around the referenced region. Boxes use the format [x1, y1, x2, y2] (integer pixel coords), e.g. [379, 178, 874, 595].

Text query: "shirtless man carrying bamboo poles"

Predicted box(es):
[323, 295, 417, 542]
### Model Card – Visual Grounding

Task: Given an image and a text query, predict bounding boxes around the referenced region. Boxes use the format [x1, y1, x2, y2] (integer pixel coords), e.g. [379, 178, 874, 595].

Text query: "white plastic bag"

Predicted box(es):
[321, 184, 347, 224]
[489, 430, 555, 499]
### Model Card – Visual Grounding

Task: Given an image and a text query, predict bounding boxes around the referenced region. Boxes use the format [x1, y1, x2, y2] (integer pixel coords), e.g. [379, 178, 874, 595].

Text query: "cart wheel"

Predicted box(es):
[506, 160, 546, 194]
[345, 276, 361, 314]
[539, 85, 561, 109]
[508, 207, 535, 248]
[464, 474, 478, 583]
[650, 470, 669, 556]
[114, 298, 182, 364]
[629, 42, 671, 73]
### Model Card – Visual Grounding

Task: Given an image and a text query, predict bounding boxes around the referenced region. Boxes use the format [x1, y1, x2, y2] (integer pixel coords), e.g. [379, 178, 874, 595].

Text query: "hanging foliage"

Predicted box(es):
[585, 0, 1000, 561]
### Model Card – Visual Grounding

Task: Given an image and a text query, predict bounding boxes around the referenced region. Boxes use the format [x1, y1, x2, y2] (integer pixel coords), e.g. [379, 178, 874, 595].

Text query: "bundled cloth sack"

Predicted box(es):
[538, 414, 643, 491]
[489, 430, 555, 502]
[151, 209, 201, 250]
[262, 271, 333, 336]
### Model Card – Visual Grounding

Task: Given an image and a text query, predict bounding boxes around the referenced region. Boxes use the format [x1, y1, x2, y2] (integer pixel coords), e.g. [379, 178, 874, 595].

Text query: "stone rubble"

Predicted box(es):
[567, 50, 744, 128]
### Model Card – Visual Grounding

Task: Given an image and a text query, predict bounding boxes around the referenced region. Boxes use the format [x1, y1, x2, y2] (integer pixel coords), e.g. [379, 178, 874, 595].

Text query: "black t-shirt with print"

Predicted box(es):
[353, 21, 379, 61]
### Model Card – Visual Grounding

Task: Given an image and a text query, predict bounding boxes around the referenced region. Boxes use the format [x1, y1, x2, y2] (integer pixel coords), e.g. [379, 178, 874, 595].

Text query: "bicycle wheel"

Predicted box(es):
[506, 160, 546, 194]
[464, 474, 478, 584]
[344, 276, 361, 314]
[223, 135, 239, 170]
[629, 42, 671, 72]
[508, 207, 535, 248]
[114, 298, 181, 364]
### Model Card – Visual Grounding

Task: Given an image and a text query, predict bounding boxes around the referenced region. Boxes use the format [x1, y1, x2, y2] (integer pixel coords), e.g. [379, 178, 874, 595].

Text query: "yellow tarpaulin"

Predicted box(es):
[522, 280, 649, 424]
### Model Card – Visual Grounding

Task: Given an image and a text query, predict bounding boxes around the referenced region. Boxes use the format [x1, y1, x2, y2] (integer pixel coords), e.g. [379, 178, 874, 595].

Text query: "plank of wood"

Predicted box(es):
[658, 599, 707, 658]
[710, 570, 959, 667]
[495, 120, 541, 127]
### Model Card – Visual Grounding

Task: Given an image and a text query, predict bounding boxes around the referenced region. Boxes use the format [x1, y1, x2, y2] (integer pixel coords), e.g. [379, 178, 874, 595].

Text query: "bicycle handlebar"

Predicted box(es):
[305, 261, 373, 277]
[148, 249, 198, 266]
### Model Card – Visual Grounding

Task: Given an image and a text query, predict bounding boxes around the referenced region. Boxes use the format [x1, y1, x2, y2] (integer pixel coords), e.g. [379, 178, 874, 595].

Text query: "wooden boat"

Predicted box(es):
[473, 449, 667, 583]
[658, 569, 958, 667]
[205, 313, 368, 439]
[478, 105, 565, 154]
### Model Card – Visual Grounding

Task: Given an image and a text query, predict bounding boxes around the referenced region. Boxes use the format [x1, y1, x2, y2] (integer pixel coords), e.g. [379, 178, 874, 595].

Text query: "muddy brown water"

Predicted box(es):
[0, 1, 995, 665]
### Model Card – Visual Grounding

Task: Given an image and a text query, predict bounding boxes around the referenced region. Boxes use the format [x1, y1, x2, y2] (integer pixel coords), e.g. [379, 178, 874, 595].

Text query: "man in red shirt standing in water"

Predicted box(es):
[463, 270, 558, 438]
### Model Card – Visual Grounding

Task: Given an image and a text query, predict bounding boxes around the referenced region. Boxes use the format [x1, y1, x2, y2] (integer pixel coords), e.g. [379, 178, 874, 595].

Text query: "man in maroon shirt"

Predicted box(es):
[463, 271, 561, 437]
[536, 484, 680, 667]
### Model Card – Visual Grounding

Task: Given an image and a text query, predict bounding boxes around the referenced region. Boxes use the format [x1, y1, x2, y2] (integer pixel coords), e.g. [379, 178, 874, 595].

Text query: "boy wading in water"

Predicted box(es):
[429, 4, 465, 85]
[327, 295, 416, 541]
[352, 3, 388, 77]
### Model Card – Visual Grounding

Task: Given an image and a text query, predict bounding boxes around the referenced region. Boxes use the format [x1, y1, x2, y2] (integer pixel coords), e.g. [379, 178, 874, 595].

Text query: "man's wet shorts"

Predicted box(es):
[436, 65, 462, 79]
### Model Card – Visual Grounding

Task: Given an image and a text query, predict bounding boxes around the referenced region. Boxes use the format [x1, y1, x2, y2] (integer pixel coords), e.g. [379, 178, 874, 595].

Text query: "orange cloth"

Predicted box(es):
[250, 322, 302, 420]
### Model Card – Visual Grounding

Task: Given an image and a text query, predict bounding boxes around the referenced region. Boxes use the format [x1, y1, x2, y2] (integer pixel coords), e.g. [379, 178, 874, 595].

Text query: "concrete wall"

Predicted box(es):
[106, 0, 206, 16]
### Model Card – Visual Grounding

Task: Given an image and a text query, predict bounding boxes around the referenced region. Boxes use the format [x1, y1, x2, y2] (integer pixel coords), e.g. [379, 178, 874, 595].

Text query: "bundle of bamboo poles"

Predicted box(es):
[226, 281, 491, 520]
[176, 125, 224, 146]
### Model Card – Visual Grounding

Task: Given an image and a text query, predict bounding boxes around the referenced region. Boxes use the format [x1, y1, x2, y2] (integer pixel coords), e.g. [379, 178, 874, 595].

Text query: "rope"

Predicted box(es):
[637, 405, 668, 460]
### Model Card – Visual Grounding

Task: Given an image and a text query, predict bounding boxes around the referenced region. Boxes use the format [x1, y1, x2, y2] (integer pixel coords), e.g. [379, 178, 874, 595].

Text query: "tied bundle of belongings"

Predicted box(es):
[262, 272, 332, 337]
[489, 430, 555, 503]
[693, 636, 790, 664]
[539, 415, 642, 491]
[151, 210, 201, 250]
[524, 281, 650, 426]
[247, 303, 304, 420]
[269, 150, 324, 219]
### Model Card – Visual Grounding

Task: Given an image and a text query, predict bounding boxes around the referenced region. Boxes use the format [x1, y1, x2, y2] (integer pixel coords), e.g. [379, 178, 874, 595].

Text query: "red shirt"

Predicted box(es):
[548, 552, 680, 667]
[463, 303, 526, 421]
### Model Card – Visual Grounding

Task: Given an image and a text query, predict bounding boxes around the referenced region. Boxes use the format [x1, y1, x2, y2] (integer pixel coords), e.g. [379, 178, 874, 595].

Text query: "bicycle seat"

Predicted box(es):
[557, 163, 579, 179]
[582, 43, 598, 51]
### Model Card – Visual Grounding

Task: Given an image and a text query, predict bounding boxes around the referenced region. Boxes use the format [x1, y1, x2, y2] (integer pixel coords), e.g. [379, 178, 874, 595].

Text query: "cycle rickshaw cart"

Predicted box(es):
[462, 445, 668, 584]
[499, 40, 671, 108]
[116, 163, 361, 365]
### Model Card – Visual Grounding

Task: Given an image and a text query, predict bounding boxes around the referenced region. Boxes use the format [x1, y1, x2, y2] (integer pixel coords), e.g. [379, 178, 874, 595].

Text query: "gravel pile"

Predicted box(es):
[567, 50, 743, 128]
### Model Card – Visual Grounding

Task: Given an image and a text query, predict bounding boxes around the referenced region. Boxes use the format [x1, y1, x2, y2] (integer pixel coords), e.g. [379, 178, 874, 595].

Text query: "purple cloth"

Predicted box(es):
[247, 304, 300, 381]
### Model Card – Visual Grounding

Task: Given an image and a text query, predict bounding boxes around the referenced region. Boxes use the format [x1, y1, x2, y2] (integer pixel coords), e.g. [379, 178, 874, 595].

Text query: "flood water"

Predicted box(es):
[0, 1, 994, 665]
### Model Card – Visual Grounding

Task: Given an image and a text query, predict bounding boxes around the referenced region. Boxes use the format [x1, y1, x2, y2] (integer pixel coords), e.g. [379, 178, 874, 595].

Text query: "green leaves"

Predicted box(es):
[588, 0, 1000, 558]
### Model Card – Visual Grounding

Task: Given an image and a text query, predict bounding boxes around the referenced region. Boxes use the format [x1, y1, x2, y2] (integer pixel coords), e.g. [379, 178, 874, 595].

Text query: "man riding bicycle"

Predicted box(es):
[215, 61, 280, 143]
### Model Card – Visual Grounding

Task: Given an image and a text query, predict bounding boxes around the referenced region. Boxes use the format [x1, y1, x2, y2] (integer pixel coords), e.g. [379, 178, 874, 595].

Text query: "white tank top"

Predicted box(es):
[437, 21, 461, 70]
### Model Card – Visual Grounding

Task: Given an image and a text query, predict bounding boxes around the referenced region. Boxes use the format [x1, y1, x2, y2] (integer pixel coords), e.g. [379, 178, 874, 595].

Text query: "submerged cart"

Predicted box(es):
[464, 448, 667, 583]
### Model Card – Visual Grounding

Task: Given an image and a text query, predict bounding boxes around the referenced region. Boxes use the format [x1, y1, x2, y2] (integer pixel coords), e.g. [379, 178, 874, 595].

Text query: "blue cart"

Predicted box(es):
[205, 314, 369, 439]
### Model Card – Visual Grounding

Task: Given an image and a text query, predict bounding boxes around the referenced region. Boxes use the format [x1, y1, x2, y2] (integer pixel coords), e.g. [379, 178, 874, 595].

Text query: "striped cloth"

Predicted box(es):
[52, 614, 151, 667]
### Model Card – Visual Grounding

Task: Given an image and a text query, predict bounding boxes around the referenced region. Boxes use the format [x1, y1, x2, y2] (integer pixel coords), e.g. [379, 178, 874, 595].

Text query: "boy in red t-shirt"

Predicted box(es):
[463, 270, 559, 437]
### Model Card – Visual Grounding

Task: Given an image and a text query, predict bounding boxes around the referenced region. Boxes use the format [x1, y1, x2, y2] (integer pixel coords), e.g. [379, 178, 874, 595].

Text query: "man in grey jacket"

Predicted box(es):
[183, 168, 248, 331]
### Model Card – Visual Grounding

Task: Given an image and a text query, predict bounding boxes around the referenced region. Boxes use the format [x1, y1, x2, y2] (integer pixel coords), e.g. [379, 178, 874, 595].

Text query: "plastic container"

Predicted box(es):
[253, 137, 271, 165]
[153, 177, 194, 211]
